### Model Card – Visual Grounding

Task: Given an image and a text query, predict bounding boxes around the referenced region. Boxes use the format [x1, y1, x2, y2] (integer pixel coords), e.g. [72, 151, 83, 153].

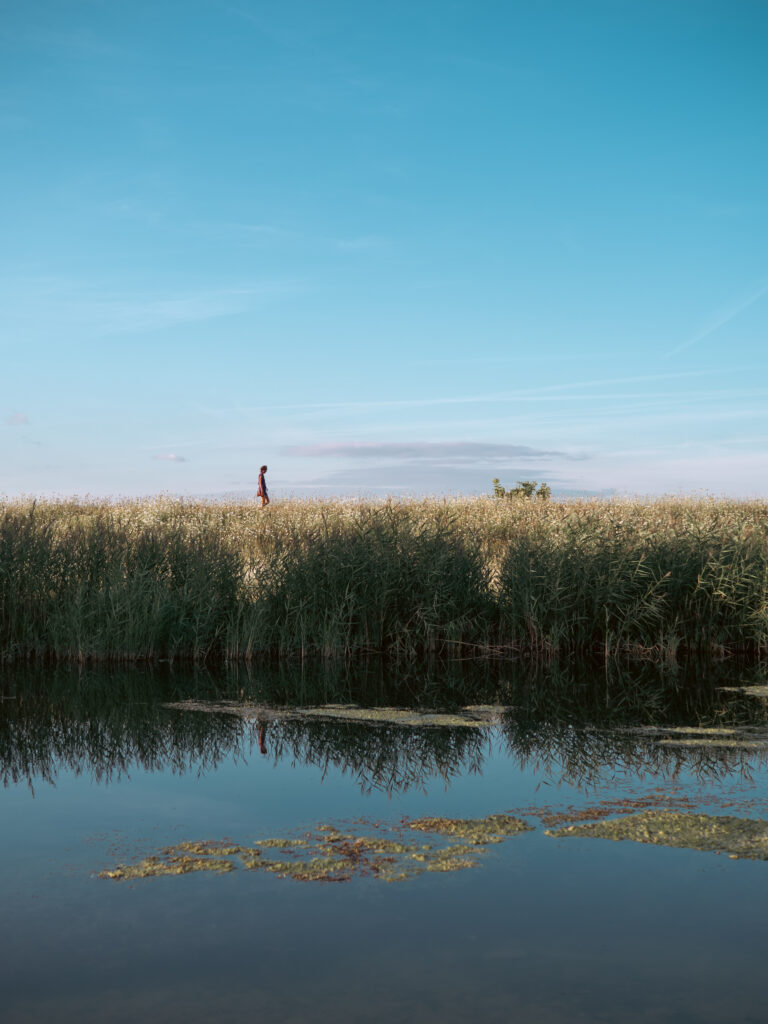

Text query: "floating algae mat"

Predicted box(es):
[102, 803, 768, 884]
[656, 739, 768, 750]
[407, 813, 532, 844]
[162, 702, 768, 752]
[546, 810, 768, 860]
[719, 686, 768, 699]
[515, 794, 699, 828]
[162, 700, 507, 728]
[99, 795, 768, 884]
[99, 812, 533, 884]
[626, 725, 768, 751]
[295, 706, 502, 728]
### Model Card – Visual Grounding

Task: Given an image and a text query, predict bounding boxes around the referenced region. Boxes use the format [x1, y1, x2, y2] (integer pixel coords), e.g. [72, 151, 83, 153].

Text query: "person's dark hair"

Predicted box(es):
[260, 465, 267, 473]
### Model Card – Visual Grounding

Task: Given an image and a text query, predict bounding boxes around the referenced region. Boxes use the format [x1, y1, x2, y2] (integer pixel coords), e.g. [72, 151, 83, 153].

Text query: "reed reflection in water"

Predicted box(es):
[2, 659, 768, 795]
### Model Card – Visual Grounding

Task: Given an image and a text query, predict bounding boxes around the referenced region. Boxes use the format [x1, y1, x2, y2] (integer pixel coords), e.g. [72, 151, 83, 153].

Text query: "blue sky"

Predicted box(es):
[2, 0, 767, 498]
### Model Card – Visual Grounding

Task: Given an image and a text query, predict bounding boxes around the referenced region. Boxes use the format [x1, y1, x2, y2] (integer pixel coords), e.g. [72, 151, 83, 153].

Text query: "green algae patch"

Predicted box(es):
[424, 845, 480, 872]
[162, 701, 506, 728]
[517, 794, 697, 828]
[546, 810, 768, 860]
[347, 837, 426, 855]
[162, 700, 294, 721]
[255, 837, 311, 849]
[99, 811, 533, 885]
[719, 686, 768, 699]
[408, 813, 533, 844]
[627, 725, 768, 752]
[630, 726, 742, 736]
[174, 840, 247, 857]
[657, 738, 768, 750]
[256, 856, 356, 882]
[298, 706, 488, 728]
[99, 854, 235, 880]
[98, 804, 768, 883]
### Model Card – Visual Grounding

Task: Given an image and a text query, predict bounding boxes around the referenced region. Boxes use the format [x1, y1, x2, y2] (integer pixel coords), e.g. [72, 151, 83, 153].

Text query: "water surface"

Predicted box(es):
[3, 663, 768, 1023]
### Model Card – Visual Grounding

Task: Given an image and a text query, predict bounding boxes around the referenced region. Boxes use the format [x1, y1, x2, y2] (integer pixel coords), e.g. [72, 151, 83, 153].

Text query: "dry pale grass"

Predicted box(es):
[1, 494, 767, 661]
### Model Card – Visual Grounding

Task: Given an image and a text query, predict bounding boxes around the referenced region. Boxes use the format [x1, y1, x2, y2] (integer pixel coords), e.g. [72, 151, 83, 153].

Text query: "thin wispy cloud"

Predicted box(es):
[664, 280, 768, 358]
[503, 371, 726, 395]
[222, 222, 296, 239]
[102, 196, 163, 224]
[303, 464, 572, 496]
[412, 352, 601, 366]
[1, 277, 298, 337]
[92, 283, 297, 335]
[259, 369, 728, 414]
[216, 221, 386, 253]
[6, 412, 29, 426]
[284, 442, 576, 462]
[11, 26, 120, 59]
[282, 442, 584, 495]
[335, 235, 386, 251]
[153, 454, 187, 463]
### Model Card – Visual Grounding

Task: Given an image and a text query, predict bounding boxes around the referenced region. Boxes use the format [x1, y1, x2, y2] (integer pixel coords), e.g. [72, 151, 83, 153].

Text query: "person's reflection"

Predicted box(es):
[257, 720, 268, 756]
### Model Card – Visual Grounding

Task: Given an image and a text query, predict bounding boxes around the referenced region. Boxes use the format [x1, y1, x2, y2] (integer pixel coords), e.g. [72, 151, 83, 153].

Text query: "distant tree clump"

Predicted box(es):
[492, 478, 551, 501]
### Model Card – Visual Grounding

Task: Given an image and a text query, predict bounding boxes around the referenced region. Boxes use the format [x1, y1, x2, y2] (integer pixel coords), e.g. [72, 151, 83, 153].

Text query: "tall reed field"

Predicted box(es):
[1, 495, 767, 663]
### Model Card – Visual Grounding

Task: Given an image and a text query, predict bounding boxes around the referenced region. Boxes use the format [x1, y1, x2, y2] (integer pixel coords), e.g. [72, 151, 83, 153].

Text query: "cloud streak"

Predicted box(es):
[6, 412, 29, 426]
[260, 369, 726, 414]
[153, 454, 187, 463]
[301, 463, 572, 496]
[665, 280, 768, 358]
[216, 220, 387, 253]
[0, 276, 298, 338]
[283, 441, 576, 462]
[87, 283, 296, 335]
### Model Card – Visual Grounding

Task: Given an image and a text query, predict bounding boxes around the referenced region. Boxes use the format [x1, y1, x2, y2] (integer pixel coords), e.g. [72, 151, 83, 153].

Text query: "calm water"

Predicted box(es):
[2, 664, 768, 1023]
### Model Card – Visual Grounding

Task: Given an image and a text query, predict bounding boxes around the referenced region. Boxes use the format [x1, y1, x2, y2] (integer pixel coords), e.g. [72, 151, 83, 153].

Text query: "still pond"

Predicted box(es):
[2, 663, 768, 1023]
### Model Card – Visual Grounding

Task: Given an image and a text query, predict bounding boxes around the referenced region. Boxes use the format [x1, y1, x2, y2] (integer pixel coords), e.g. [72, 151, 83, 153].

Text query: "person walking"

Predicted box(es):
[257, 465, 269, 508]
